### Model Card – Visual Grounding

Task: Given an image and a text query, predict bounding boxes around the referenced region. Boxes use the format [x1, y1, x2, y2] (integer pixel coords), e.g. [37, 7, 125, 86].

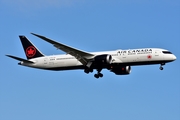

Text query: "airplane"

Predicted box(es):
[6, 33, 177, 78]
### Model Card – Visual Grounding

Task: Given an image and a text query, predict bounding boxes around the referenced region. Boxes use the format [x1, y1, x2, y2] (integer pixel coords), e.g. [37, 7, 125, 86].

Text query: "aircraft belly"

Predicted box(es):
[55, 59, 79, 67]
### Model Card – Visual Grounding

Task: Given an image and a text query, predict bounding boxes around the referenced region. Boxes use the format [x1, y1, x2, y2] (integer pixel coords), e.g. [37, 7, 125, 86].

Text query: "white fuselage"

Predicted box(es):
[20, 48, 176, 70]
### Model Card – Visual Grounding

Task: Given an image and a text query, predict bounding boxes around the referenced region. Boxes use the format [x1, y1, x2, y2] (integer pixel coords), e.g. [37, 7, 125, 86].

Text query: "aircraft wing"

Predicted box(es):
[31, 33, 95, 66]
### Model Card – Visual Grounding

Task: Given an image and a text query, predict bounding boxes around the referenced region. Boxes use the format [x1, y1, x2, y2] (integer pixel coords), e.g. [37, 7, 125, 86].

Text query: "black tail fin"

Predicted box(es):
[19, 36, 44, 59]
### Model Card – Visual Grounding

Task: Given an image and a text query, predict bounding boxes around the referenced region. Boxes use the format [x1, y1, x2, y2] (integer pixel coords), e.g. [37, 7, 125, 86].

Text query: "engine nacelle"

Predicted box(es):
[94, 54, 112, 65]
[111, 66, 131, 75]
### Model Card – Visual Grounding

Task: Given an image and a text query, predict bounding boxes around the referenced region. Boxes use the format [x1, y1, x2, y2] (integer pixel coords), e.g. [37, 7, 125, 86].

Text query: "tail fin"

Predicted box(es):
[19, 36, 44, 59]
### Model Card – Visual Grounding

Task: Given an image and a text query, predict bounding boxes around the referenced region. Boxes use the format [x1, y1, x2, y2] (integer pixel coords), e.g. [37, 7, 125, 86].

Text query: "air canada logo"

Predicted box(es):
[26, 46, 36, 58]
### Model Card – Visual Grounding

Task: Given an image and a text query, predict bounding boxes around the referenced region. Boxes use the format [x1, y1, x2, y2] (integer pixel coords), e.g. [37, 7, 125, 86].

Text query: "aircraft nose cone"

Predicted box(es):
[172, 54, 177, 61]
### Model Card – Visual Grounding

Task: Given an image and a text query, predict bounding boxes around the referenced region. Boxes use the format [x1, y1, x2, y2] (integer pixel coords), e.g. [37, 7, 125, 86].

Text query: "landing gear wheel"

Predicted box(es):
[84, 68, 93, 74]
[159, 63, 165, 70]
[94, 73, 103, 78]
[94, 74, 99, 78]
[98, 73, 103, 78]
[160, 66, 163, 70]
[94, 68, 103, 78]
[84, 69, 89, 74]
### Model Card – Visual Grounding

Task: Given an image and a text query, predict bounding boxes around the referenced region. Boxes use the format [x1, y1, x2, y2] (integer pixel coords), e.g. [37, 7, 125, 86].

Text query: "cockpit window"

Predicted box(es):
[162, 51, 172, 54]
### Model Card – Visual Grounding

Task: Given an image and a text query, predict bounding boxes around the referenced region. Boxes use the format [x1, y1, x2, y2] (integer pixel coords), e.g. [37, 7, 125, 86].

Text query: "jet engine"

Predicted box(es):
[94, 54, 112, 65]
[111, 66, 131, 75]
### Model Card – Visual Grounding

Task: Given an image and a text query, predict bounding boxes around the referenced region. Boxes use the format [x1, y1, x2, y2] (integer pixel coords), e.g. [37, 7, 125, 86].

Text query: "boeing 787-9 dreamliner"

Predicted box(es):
[6, 33, 176, 78]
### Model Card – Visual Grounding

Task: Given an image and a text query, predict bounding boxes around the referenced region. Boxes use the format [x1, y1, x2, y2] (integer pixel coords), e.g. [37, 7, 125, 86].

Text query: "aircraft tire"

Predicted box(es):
[160, 66, 163, 70]
[98, 73, 103, 77]
[84, 69, 89, 74]
[94, 74, 99, 78]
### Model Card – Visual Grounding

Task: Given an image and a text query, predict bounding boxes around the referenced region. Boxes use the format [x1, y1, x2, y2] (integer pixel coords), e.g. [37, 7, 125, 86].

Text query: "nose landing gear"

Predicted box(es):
[160, 63, 165, 70]
[160, 66, 163, 70]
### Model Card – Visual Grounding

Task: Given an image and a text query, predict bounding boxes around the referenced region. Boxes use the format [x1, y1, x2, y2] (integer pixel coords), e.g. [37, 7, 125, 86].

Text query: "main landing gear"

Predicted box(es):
[84, 68, 93, 74]
[94, 72, 103, 79]
[160, 63, 165, 70]
[94, 68, 103, 79]
[84, 68, 103, 79]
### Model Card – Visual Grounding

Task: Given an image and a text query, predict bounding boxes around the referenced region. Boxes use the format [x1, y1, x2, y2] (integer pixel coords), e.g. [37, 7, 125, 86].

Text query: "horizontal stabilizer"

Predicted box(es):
[6, 55, 34, 63]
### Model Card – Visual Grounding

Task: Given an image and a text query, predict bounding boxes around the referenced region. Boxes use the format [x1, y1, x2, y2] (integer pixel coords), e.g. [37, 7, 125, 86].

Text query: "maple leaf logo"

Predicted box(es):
[26, 46, 36, 58]
[147, 55, 152, 59]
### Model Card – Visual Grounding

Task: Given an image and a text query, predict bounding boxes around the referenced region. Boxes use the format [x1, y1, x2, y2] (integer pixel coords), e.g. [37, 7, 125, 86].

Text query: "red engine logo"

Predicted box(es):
[26, 46, 36, 58]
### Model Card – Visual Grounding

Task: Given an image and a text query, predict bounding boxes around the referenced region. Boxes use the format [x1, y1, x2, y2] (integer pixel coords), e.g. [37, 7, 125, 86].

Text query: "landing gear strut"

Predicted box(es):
[94, 68, 103, 79]
[160, 63, 165, 70]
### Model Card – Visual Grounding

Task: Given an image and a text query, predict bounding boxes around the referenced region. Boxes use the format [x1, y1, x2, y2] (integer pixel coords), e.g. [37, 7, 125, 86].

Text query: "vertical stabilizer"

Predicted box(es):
[19, 36, 44, 59]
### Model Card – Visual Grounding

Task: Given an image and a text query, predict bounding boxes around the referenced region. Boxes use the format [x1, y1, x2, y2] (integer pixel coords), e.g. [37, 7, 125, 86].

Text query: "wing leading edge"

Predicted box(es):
[31, 33, 95, 66]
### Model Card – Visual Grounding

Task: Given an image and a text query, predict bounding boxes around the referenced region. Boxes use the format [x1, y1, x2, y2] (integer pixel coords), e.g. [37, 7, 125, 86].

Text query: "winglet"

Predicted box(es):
[31, 33, 45, 39]
[31, 33, 58, 47]
[31, 33, 59, 48]
[31, 33, 52, 44]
